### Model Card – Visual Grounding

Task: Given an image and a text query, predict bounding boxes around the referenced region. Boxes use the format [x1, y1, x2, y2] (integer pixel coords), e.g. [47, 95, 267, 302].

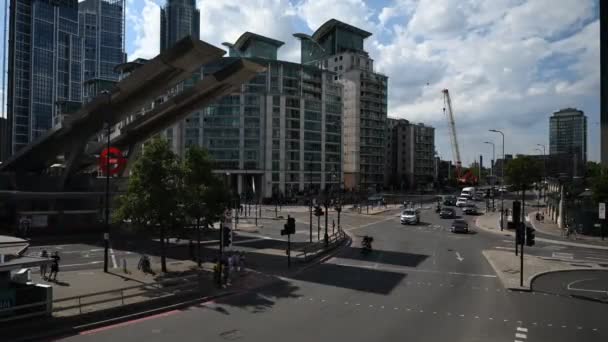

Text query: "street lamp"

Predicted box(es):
[100, 90, 112, 273]
[489, 129, 505, 230]
[537, 143, 547, 200]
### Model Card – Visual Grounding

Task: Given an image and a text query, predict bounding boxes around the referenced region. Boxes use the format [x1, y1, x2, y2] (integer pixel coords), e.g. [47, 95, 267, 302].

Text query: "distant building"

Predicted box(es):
[299, 19, 388, 192]
[6, 0, 84, 156]
[196, 32, 343, 198]
[549, 108, 587, 177]
[79, 0, 126, 104]
[160, 0, 201, 156]
[385, 117, 435, 190]
[602, 0, 608, 166]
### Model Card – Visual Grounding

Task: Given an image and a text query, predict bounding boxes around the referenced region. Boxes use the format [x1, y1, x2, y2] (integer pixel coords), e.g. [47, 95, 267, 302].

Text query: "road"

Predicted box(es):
[58, 206, 608, 342]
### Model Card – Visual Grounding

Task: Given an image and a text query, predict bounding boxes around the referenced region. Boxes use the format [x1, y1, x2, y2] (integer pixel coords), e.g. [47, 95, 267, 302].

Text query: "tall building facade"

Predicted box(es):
[79, 0, 126, 104]
[299, 19, 388, 192]
[6, 0, 83, 156]
[197, 32, 343, 199]
[385, 118, 435, 190]
[602, 0, 608, 166]
[160, 0, 200, 156]
[549, 108, 587, 163]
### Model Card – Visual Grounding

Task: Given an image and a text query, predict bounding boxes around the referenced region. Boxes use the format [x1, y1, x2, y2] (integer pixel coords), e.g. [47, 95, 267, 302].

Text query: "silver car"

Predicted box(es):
[401, 209, 420, 225]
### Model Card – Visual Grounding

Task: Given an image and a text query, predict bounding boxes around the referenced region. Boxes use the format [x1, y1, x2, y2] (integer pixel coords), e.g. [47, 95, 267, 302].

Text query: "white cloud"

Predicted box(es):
[122, 0, 600, 161]
[128, 0, 160, 60]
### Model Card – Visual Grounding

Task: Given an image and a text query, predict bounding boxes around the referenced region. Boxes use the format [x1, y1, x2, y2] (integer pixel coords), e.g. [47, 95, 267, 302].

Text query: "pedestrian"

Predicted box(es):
[49, 251, 60, 281]
[40, 250, 49, 279]
[239, 252, 246, 273]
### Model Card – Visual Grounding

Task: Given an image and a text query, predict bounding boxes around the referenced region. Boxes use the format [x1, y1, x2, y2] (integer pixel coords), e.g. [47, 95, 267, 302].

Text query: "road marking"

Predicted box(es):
[330, 260, 496, 278]
[517, 327, 528, 332]
[552, 252, 574, 260]
[585, 256, 608, 262]
[566, 278, 608, 295]
[515, 333, 527, 339]
[79, 310, 180, 335]
[455, 252, 464, 262]
[62, 261, 104, 268]
[110, 248, 118, 269]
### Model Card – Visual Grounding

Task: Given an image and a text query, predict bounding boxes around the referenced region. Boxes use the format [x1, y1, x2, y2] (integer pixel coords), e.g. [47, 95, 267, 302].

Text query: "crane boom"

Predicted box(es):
[442, 89, 462, 172]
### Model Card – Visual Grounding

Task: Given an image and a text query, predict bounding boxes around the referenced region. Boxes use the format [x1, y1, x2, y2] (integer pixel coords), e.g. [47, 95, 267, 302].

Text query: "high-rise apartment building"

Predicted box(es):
[385, 118, 435, 190]
[198, 32, 343, 198]
[6, 0, 83, 156]
[79, 0, 126, 104]
[298, 19, 388, 192]
[549, 108, 587, 161]
[160, 0, 200, 156]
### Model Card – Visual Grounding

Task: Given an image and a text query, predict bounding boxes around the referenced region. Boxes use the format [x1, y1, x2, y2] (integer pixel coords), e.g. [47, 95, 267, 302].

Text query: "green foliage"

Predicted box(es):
[113, 137, 181, 272]
[182, 145, 230, 225]
[592, 173, 608, 204]
[505, 156, 542, 192]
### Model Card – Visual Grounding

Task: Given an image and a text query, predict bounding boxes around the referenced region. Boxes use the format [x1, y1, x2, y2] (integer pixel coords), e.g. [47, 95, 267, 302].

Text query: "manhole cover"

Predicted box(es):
[220, 329, 243, 340]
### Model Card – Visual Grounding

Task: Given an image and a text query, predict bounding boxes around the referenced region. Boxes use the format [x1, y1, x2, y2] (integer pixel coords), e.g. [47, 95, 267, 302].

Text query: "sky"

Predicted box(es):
[0, 0, 602, 165]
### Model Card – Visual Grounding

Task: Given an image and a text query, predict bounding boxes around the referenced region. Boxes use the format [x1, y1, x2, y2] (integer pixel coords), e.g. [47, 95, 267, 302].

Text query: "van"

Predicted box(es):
[461, 187, 476, 198]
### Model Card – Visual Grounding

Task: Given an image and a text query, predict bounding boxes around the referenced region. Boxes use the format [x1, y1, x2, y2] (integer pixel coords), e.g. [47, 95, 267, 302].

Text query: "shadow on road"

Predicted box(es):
[292, 262, 405, 295]
[208, 277, 301, 313]
[339, 247, 429, 268]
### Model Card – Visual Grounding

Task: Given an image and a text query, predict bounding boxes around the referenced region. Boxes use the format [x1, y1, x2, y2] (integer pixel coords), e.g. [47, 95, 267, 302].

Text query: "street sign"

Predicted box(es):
[599, 203, 606, 220]
[99, 147, 126, 176]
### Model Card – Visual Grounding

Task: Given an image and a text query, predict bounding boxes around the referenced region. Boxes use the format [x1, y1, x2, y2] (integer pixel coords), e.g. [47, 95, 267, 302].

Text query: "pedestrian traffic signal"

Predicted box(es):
[512, 201, 521, 226]
[222, 226, 232, 247]
[526, 226, 535, 246]
[516, 223, 525, 245]
[281, 216, 296, 235]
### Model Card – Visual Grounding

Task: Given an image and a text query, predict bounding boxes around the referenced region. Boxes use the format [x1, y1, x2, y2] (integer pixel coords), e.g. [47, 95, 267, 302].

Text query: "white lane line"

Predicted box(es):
[517, 327, 528, 332]
[62, 261, 103, 268]
[109, 248, 117, 269]
[515, 333, 527, 339]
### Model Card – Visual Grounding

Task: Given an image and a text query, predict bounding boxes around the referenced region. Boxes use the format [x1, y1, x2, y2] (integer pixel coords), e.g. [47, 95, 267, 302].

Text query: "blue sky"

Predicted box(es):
[1, 0, 602, 164]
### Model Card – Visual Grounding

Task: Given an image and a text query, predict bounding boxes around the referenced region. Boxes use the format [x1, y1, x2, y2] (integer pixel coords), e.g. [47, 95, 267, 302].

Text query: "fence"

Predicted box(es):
[0, 273, 208, 322]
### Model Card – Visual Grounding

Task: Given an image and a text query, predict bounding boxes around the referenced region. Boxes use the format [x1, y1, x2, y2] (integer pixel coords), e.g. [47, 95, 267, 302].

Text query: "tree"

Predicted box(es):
[182, 146, 229, 266]
[114, 137, 181, 273]
[505, 156, 542, 223]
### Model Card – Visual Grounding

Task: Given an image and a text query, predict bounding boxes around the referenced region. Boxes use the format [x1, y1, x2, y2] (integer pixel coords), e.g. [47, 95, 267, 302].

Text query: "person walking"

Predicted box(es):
[49, 251, 61, 281]
[40, 250, 49, 279]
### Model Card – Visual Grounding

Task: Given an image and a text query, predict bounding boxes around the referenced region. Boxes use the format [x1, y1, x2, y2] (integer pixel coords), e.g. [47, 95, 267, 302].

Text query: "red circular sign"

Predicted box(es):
[99, 147, 126, 176]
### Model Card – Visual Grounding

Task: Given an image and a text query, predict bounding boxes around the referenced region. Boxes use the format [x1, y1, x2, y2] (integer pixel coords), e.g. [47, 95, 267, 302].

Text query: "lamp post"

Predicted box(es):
[537, 143, 547, 203]
[309, 156, 313, 243]
[489, 129, 505, 230]
[101, 90, 112, 273]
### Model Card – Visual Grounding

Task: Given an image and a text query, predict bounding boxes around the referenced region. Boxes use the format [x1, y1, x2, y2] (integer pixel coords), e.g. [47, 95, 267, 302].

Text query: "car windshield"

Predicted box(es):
[403, 210, 416, 215]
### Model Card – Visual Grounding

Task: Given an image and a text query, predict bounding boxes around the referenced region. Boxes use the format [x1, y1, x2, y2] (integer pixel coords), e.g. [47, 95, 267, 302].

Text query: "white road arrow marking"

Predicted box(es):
[455, 252, 464, 262]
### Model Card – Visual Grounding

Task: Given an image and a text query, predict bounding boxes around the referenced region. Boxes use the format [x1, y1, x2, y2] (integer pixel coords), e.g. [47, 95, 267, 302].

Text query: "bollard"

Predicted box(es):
[123, 258, 128, 274]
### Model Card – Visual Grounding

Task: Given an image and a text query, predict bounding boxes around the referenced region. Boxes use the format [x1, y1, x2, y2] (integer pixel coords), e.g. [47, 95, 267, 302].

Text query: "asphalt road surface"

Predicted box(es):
[59, 207, 608, 342]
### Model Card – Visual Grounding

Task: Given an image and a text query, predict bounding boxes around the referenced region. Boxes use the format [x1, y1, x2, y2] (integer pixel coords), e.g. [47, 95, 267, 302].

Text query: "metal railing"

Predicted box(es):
[0, 273, 208, 322]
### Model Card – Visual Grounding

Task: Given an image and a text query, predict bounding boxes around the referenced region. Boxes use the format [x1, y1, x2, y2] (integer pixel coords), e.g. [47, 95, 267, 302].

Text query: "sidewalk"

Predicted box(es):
[527, 211, 608, 247]
[475, 211, 608, 250]
[482, 249, 604, 290]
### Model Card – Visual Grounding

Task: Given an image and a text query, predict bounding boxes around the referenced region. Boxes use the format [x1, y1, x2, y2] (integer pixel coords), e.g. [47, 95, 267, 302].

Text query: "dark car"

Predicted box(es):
[450, 219, 469, 233]
[463, 204, 478, 215]
[439, 207, 456, 219]
[442, 196, 457, 206]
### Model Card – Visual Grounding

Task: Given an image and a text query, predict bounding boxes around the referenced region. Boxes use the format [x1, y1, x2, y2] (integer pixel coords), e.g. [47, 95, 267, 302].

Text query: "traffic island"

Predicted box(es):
[482, 249, 603, 291]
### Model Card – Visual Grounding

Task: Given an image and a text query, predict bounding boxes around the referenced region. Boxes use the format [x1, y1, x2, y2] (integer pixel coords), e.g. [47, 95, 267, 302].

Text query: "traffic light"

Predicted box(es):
[281, 216, 296, 235]
[512, 201, 521, 226]
[526, 226, 535, 246]
[222, 226, 232, 247]
[516, 223, 525, 245]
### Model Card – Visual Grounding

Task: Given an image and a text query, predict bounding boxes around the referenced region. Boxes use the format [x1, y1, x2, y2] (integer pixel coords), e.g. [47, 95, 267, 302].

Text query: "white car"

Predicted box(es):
[400, 209, 420, 225]
[456, 197, 469, 207]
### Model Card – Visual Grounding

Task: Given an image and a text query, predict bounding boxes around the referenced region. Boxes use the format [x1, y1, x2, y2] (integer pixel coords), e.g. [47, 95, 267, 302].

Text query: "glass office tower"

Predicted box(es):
[6, 0, 83, 155]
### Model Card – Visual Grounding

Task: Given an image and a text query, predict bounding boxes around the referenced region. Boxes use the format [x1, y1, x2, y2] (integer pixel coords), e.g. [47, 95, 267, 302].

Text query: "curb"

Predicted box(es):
[528, 268, 608, 291]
